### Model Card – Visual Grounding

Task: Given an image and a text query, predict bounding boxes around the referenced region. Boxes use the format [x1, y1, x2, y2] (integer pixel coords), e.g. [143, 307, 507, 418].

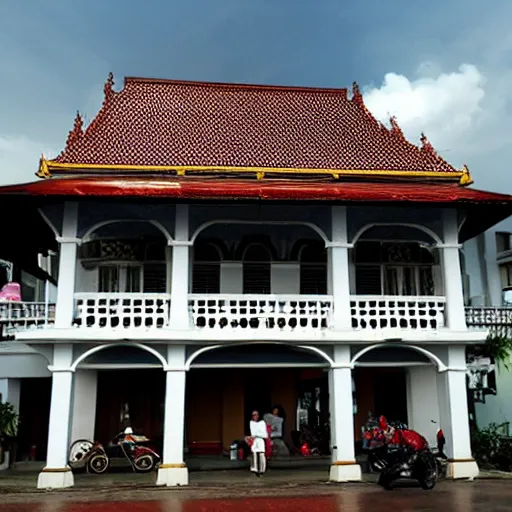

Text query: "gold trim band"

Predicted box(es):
[38, 159, 470, 185]
[159, 463, 187, 469]
[332, 460, 358, 466]
[41, 467, 72, 473]
[447, 458, 476, 463]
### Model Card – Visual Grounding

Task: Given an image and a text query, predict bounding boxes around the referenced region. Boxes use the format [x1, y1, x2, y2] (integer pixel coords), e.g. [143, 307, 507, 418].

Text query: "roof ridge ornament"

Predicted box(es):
[37, 154, 51, 178]
[65, 111, 84, 150]
[351, 82, 364, 105]
[104, 72, 115, 104]
[389, 116, 406, 140]
[459, 164, 474, 186]
[420, 132, 437, 157]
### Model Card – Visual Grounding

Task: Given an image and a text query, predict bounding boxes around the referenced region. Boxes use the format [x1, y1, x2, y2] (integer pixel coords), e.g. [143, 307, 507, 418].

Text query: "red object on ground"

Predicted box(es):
[300, 443, 311, 456]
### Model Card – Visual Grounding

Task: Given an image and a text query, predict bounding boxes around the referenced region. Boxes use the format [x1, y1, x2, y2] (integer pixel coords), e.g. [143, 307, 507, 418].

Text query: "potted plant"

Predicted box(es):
[0, 401, 19, 469]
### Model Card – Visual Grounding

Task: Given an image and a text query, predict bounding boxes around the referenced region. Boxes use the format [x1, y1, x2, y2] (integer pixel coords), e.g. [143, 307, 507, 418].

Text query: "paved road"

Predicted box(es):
[1, 481, 512, 511]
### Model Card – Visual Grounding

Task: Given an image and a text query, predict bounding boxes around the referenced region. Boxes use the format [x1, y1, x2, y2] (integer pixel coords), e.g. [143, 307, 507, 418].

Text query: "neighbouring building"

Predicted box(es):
[1, 74, 512, 489]
[464, 217, 512, 430]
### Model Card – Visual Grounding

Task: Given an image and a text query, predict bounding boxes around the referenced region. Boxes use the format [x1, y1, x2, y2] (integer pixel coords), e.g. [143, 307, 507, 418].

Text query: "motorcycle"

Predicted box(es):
[363, 417, 439, 490]
[68, 428, 161, 474]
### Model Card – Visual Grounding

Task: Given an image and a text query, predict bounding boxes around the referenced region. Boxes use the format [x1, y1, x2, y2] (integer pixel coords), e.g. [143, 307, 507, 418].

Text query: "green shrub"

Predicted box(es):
[471, 423, 512, 471]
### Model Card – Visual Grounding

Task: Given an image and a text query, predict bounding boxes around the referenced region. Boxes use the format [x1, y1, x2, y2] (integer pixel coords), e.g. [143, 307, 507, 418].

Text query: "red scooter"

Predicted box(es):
[68, 428, 161, 474]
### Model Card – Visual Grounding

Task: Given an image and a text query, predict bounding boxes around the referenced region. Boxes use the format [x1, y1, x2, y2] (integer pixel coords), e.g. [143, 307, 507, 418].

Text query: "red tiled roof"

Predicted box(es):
[1, 176, 509, 203]
[2, 177, 510, 241]
[49, 76, 460, 177]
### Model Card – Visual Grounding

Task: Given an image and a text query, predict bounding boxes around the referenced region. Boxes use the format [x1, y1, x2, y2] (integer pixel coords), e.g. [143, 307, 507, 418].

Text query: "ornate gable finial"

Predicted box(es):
[459, 164, 474, 186]
[104, 72, 115, 103]
[389, 116, 405, 140]
[37, 154, 51, 178]
[65, 111, 84, 149]
[420, 132, 437, 156]
[351, 82, 364, 105]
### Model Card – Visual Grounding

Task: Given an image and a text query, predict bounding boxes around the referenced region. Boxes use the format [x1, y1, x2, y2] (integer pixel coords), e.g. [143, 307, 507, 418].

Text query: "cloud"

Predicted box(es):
[363, 64, 486, 159]
[0, 135, 58, 185]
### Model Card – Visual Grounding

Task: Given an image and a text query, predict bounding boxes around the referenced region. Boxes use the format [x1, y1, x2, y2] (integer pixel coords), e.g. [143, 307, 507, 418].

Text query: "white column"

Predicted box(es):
[329, 206, 352, 330]
[37, 344, 75, 489]
[329, 345, 361, 482]
[169, 205, 190, 330]
[157, 345, 188, 486]
[55, 202, 79, 328]
[437, 346, 479, 479]
[70, 370, 97, 443]
[441, 209, 467, 330]
[0, 378, 20, 410]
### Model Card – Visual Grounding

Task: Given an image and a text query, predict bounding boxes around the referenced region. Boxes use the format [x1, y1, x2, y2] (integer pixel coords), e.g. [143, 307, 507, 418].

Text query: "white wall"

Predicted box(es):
[0, 378, 20, 410]
[70, 370, 98, 442]
[406, 366, 440, 446]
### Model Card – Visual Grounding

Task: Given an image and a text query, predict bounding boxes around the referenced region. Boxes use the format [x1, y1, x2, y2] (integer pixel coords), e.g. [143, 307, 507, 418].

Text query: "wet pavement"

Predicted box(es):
[1, 481, 512, 511]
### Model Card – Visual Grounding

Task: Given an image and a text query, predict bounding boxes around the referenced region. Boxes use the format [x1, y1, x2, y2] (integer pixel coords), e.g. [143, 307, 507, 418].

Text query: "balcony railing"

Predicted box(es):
[0, 293, 457, 335]
[350, 296, 446, 330]
[465, 307, 512, 338]
[74, 293, 171, 329]
[0, 301, 55, 338]
[188, 294, 333, 331]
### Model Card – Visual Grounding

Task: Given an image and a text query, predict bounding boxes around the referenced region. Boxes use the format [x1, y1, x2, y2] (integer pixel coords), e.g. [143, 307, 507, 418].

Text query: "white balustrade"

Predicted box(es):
[188, 294, 333, 331]
[74, 293, 171, 329]
[350, 295, 446, 330]
[0, 301, 55, 336]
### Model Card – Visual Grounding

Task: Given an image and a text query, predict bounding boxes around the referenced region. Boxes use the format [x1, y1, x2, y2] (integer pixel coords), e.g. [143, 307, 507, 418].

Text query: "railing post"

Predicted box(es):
[54, 202, 79, 328]
[169, 205, 191, 330]
[441, 209, 467, 331]
[329, 206, 352, 330]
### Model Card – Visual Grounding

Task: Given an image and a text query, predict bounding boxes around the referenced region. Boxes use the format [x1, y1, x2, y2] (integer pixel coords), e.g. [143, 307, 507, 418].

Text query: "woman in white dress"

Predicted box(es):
[249, 410, 268, 476]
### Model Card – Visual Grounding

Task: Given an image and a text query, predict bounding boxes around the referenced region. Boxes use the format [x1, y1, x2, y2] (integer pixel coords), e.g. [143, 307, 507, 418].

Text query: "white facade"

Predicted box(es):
[0, 199, 485, 488]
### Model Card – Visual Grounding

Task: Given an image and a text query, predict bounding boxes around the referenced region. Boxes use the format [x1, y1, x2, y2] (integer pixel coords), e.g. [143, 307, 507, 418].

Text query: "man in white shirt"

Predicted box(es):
[249, 410, 268, 476]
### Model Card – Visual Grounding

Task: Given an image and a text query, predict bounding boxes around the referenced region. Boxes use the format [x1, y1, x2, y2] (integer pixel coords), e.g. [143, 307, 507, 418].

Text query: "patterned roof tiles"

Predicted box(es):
[50, 76, 460, 177]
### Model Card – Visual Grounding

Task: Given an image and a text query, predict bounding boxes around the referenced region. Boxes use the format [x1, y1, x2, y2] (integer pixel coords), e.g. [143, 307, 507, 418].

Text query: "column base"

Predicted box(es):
[447, 459, 479, 480]
[329, 462, 362, 482]
[156, 464, 189, 486]
[37, 467, 74, 489]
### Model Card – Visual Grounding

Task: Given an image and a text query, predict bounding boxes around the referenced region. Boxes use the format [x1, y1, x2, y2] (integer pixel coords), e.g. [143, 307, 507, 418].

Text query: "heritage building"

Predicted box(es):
[1, 74, 512, 489]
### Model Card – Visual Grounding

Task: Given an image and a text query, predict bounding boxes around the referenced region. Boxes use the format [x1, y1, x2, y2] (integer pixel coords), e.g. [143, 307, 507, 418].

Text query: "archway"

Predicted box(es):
[350, 343, 442, 449]
[184, 343, 332, 458]
[70, 344, 166, 454]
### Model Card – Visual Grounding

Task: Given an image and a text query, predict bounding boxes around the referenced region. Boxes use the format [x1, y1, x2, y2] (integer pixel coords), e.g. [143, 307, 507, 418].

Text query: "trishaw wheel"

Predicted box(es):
[68, 439, 94, 467]
[133, 454, 156, 472]
[88, 454, 109, 474]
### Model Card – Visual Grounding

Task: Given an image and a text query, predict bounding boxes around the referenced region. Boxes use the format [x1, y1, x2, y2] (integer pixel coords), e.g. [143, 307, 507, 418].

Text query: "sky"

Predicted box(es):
[1, 0, 512, 193]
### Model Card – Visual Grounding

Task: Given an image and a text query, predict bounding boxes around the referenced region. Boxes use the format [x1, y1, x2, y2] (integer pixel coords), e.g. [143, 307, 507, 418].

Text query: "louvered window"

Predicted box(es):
[299, 242, 327, 295]
[192, 242, 221, 293]
[143, 263, 166, 293]
[243, 244, 271, 294]
[99, 266, 120, 292]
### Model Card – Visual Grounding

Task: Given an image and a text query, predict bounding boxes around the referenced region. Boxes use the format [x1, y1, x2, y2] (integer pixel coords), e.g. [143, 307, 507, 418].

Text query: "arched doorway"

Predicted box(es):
[185, 343, 331, 455]
[71, 344, 166, 451]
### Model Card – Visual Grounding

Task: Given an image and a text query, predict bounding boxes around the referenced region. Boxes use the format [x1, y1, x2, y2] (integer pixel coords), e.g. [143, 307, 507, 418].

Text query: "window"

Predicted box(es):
[299, 242, 327, 295]
[354, 242, 436, 296]
[496, 232, 512, 254]
[192, 242, 221, 293]
[243, 244, 271, 294]
[98, 265, 141, 293]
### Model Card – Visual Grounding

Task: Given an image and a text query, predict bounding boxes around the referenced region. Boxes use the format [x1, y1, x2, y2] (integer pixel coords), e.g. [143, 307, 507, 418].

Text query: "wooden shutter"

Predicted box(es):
[192, 263, 220, 293]
[143, 263, 166, 293]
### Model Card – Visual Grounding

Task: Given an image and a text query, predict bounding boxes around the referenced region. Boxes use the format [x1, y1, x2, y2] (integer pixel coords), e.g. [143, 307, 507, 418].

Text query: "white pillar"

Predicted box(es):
[70, 370, 97, 443]
[55, 202, 79, 328]
[330, 206, 352, 330]
[0, 378, 20, 410]
[157, 345, 188, 486]
[169, 205, 190, 330]
[441, 209, 467, 330]
[329, 345, 361, 482]
[37, 344, 74, 489]
[437, 346, 479, 479]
